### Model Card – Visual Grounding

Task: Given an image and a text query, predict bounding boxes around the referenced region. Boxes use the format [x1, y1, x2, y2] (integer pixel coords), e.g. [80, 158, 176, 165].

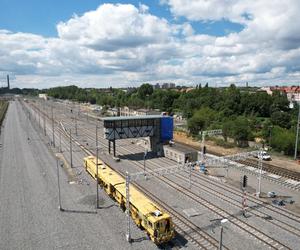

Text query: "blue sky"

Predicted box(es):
[0, 1, 299, 88]
[0, 0, 242, 37]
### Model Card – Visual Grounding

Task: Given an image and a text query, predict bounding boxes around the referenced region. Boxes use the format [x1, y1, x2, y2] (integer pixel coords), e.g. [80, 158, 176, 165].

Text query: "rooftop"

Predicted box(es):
[164, 143, 197, 154]
[103, 115, 169, 121]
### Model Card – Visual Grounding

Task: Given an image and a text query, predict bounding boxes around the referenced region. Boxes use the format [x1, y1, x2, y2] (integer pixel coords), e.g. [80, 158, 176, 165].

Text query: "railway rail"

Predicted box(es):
[239, 158, 300, 181]
[61, 118, 293, 249]
[26, 100, 297, 249]
[176, 140, 300, 182]
[22, 100, 222, 249]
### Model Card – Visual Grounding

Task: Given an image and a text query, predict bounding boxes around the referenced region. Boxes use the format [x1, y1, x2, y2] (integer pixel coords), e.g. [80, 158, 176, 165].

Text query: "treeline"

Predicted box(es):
[0, 87, 39, 95]
[0, 101, 9, 133]
[44, 84, 299, 156]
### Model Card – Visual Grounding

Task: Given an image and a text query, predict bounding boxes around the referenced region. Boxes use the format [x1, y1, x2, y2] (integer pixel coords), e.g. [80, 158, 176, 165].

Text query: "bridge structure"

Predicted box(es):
[103, 115, 173, 157]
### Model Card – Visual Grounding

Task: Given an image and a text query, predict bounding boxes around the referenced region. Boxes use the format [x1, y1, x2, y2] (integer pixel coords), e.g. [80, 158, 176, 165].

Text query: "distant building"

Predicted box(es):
[107, 107, 119, 116]
[153, 83, 160, 89]
[179, 87, 195, 93]
[260, 86, 300, 102]
[163, 144, 198, 163]
[120, 106, 161, 116]
[161, 83, 176, 89]
[38, 93, 48, 100]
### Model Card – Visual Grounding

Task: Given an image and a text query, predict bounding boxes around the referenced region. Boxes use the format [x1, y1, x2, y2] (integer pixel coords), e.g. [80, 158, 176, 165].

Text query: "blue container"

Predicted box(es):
[160, 117, 173, 141]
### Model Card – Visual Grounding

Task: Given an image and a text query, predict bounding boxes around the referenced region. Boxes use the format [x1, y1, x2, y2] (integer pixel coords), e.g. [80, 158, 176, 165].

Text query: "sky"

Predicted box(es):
[0, 0, 300, 89]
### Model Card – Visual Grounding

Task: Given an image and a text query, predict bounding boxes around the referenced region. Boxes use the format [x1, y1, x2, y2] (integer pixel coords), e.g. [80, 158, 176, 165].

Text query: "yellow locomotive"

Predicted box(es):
[83, 156, 175, 244]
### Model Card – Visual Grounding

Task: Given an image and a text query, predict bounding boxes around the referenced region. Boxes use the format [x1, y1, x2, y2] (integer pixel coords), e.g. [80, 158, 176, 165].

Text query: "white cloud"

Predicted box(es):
[1, 2, 300, 88]
[57, 3, 172, 51]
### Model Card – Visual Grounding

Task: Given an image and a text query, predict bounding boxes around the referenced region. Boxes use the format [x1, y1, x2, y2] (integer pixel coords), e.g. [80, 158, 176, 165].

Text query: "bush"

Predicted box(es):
[212, 138, 235, 148]
[270, 126, 295, 155]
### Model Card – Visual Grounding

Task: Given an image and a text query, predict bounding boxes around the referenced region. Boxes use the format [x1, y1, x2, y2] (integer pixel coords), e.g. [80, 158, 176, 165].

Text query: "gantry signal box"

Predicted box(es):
[103, 115, 173, 156]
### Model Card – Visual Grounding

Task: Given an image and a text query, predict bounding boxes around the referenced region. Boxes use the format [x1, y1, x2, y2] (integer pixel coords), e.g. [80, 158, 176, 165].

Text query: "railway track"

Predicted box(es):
[63, 119, 293, 249]
[177, 140, 300, 182]
[155, 156, 300, 223]
[224, 159, 300, 191]
[27, 100, 297, 249]
[137, 184, 222, 250]
[240, 158, 300, 181]
[64, 117, 300, 225]
[24, 100, 222, 249]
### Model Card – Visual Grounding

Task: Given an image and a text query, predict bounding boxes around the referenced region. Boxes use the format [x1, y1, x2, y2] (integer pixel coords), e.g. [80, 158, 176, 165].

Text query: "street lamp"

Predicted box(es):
[219, 218, 228, 250]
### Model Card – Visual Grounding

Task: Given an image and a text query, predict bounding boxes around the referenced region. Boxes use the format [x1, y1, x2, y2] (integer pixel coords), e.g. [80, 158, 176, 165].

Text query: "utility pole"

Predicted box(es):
[294, 102, 300, 160]
[38, 102, 41, 129]
[69, 129, 73, 168]
[126, 171, 131, 243]
[189, 162, 192, 189]
[56, 156, 64, 211]
[96, 125, 99, 209]
[256, 149, 263, 197]
[75, 116, 78, 136]
[51, 105, 55, 147]
[43, 102, 46, 136]
[26, 110, 30, 141]
[59, 129, 62, 153]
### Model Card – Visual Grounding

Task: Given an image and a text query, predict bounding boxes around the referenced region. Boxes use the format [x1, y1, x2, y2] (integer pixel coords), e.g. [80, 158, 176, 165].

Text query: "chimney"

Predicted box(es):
[7, 75, 10, 89]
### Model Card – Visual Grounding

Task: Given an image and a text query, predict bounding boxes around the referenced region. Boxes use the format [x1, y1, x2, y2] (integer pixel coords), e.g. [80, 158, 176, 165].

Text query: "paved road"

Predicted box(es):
[0, 101, 154, 250]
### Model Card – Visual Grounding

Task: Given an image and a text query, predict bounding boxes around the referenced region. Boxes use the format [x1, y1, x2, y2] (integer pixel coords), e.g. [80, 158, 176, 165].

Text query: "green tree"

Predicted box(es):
[232, 116, 252, 147]
[270, 111, 291, 129]
[187, 107, 217, 135]
[270, 90, 289, 112]
[222, 119, 235, 142]
[270, 126, 295, 155]
[138, 83, 153, 99]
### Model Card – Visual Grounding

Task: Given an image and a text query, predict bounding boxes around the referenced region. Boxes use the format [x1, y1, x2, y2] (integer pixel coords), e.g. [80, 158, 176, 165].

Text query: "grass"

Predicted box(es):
[0, 100, 9, 132]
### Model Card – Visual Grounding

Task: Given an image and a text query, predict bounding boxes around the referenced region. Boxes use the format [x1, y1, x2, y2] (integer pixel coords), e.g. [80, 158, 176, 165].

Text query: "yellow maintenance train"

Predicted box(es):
[83, 156, 175, 244]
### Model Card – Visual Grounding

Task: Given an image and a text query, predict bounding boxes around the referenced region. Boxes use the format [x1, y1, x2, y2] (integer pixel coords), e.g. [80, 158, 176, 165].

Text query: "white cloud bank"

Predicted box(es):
[0, 2, 300, 88]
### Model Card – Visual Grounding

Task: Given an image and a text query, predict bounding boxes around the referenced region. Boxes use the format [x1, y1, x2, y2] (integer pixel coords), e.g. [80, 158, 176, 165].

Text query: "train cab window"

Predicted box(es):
[166, 219, 170, 231]
[148, 221, 153, 228]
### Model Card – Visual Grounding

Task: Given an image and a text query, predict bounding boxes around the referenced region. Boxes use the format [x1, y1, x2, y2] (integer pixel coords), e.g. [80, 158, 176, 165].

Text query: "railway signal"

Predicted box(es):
[241, 175, 248, 217]
[242, 175, 248, 188]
